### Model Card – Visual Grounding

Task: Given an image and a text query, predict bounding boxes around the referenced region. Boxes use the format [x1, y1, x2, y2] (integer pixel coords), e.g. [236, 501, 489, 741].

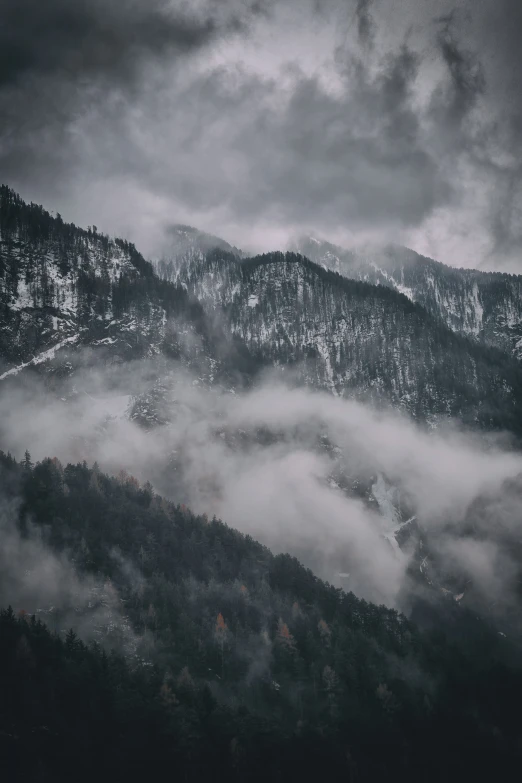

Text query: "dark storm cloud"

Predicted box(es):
[466, 0, 522, 261]
[114, 40, 452, 235]
[1, 0, 522, 267]
[0, 0, 268, 195]
[223, 47, 451, 228]
[0, 0, 263, 89]
[423, 3, 522, 264]
[433, 14, 485, 130]
[58, 37, 451, 238]
[355, 0, 376, 47]
[0, 0, 214, 88]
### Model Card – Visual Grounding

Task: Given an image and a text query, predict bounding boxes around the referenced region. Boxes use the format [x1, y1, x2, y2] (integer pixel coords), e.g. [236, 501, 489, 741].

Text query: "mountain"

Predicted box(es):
[0, 185, 256, 389]
[2, 450, 522, 783]
[294, 236, 522, 360]
[3, 189, 522, 779]
[3, 186, 522, 637]
[173, 248, 522, 435]
[155, 223, 242, 284]
[4, 186, 522, 438]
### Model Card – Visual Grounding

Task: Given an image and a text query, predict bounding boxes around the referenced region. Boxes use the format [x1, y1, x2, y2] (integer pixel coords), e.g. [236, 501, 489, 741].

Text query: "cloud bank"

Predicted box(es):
[1, 361, 521, 617]
[1, 0, 521, 269]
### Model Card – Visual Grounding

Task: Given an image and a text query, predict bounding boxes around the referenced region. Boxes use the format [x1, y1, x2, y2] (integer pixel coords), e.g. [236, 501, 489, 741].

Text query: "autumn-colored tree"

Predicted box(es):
[215, 613, 228, 678]
[215, 612, 228, 638]
[160, 673, 179, 709]
[151, 495, 170, 514]
[127, 475, 140, 489]
[318, 618, 331, 644]
[292, 601, 302, 619]
[276, 618, 296, 651]
[50, 456, 63, 474]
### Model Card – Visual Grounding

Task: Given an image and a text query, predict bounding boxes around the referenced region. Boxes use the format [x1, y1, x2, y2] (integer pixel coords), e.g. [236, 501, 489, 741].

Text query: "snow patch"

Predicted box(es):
[0, 335, 80, 380]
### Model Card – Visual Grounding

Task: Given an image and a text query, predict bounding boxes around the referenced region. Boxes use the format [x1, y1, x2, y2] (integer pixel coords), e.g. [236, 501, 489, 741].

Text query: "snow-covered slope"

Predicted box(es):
[294, 237, 522, 360]
[154, 224, 242, 284]
[0, 186, 250, 388]
[174, 249, 522, 433]
[3, 185, 522, 439]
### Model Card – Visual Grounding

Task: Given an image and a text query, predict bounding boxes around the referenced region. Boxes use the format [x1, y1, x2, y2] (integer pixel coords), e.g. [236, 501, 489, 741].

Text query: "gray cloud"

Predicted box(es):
[0, 491, 142, 651]
[1, 360, 522, 613]
[228, 47, 450, 229]
[1, 0, 522, 269]
[424, 4, 522, 267]
[431, 13, 485, 136]
[54, 41, 451, 250]
[355, 0, 376, 47]
[0, 0, 221, 89]
[0, 0, 263, 143]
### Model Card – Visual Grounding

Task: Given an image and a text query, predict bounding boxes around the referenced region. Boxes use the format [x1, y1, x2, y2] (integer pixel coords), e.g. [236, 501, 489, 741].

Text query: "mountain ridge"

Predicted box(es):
[154, 218, 522, 361]
[293, 235, 522, 359]
[0, 184, 258, 389]
[172, 247, 522, 435]
[4, 183, 522, 438]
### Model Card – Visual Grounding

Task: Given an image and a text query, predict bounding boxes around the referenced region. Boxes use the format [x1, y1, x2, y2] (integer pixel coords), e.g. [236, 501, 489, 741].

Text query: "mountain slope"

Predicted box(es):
[6, 185, 521, 439]
[0, 185, 256, 387]
[155, 223, 242, 284]
[174, 249, 522, 434]
[2, 451, 522, 783]
[294, 236, 522, 360]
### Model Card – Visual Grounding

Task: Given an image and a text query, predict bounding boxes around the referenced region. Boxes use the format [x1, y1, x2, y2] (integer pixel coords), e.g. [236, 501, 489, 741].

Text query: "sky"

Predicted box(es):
[1, 0, 521, 270]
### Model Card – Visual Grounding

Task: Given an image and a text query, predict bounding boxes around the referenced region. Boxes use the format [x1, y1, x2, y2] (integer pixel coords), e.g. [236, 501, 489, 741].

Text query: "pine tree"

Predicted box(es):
[21, 450, 33, 472]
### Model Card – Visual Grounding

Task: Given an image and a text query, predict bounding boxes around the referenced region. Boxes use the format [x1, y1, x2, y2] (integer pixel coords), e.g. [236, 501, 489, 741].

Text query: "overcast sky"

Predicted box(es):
[1, 0, 521, 270]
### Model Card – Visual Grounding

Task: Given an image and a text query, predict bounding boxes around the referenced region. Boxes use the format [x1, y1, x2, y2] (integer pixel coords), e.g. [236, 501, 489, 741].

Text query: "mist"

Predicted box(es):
[0, 488, 144, 654]
[1, 359, 521, 616]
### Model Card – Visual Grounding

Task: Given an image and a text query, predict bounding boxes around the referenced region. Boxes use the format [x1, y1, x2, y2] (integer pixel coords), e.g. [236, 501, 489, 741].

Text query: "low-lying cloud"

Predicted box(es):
[1, 360, 521, 618]
[0, 491, 143, 652]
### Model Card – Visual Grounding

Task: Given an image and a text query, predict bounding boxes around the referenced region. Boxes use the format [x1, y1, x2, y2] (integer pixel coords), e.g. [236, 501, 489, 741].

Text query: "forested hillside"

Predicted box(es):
[0, 186, 256, 386]
[1, 450, 522, 782]
[174, 249, 522, 434]
[4, 185, 522, 438]
[295, 237, 522, 359]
